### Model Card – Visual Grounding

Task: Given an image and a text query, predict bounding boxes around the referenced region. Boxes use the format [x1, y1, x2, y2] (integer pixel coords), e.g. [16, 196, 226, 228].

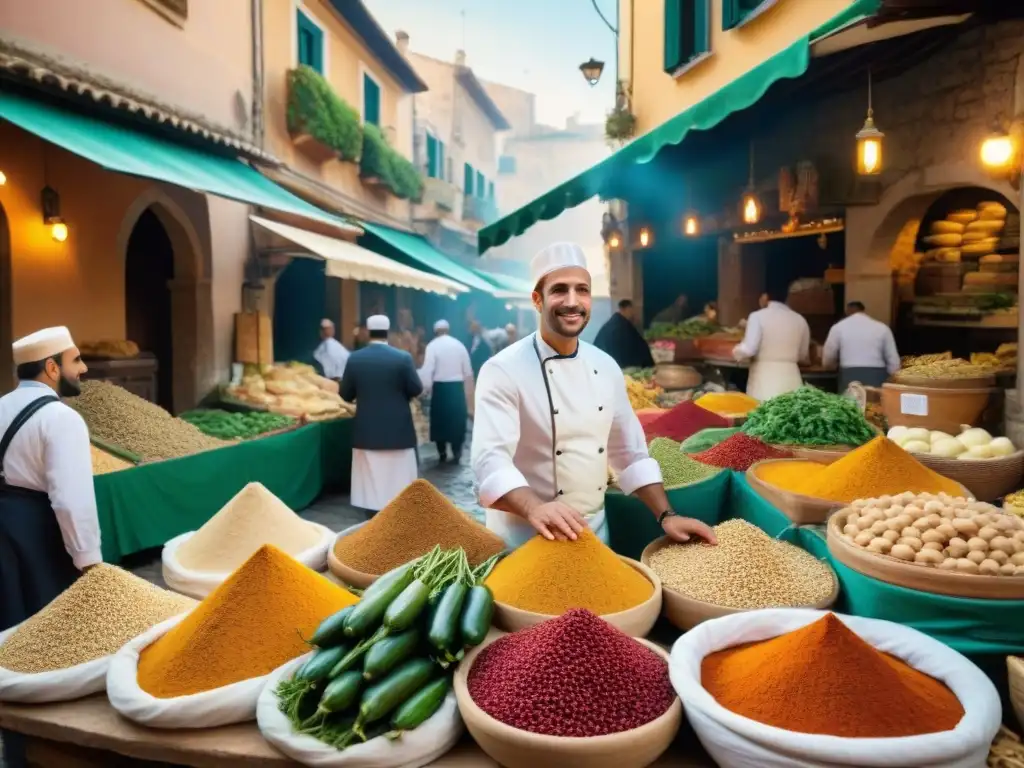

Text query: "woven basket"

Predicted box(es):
[746, 458, 841, 525]
[914, 451, 1024, 502]
[1010, 657, 1024, 732]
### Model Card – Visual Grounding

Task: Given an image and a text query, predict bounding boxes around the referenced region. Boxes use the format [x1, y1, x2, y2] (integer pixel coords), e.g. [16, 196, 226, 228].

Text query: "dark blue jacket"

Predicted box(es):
[340, 342, 423, 450]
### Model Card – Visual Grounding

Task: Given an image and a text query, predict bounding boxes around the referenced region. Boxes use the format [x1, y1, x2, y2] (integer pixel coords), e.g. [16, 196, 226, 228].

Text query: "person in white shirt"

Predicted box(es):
[483, 323, 518, 354]
[419, 320, 474, 464]
[472, 242, 717, 549]
[313, 319, 350, 381]
[1, 327, 101, 767]
[733, 289, 811, 401]
[822, 301, 900, 391]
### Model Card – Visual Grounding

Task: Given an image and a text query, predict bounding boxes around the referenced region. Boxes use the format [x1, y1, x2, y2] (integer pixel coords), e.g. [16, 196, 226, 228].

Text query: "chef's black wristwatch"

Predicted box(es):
[658, 510, 678, 525]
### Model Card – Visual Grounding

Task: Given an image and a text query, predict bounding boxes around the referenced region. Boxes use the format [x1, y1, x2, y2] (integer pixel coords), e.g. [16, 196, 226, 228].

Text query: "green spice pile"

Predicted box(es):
[681, 427, 741, 454]
[0, 564, 195, 673]
[180, 409, 296, 440]
[648, 437, 723, 488]
[742, 386, 875, 447]
[647, 520, 835, 609]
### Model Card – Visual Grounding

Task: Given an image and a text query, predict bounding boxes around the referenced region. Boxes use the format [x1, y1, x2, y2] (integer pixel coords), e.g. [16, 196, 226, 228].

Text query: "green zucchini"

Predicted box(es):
[363, 628, 421, 681]
[318, 671, 363, 714]
[357, 658, 436, 725]
[361, 562, 416, 601]
[390, 677, 449, 731]
[382, 579, 431, 633]
[310, 605, 355, 647]
[343, 567, 417, 638]
[295, 645, 349, 683]
[459, 585, 494, 648]
[428, 582, 467, 652]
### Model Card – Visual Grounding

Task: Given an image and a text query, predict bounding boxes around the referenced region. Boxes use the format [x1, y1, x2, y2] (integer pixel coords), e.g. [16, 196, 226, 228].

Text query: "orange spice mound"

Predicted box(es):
[702, 613, 964, 737]
[137, 545, 357, 697]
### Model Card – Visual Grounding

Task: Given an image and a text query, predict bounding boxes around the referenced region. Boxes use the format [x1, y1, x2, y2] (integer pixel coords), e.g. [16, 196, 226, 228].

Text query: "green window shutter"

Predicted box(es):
[297, 10, 324, 74]
[663, 0, 683, 72]
[664, 1, 711, 73]
[363, 73, 381, 126]
[438, 141, 446, 180]
[475, 170, 485, 198]
[724, 0, 767, 30]
[426, 134, 438, 178]
[464, 162, 474, 194]
[487, 180, 495, 199]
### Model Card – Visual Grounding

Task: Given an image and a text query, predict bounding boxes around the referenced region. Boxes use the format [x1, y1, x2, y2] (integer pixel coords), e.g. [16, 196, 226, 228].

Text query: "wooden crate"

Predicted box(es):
[235, 312, 272, 365]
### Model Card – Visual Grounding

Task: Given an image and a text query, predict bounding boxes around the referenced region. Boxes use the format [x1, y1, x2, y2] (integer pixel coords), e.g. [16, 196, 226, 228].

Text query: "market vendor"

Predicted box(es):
[593, 299, 655, 369]
[471, 242, 717, 549]
[467, 320, 492, 379]
[651, 293, 689, 325]
[821, 301, 900, 390]
[312, 318, 350, 382]
[733, 289, 811, 401]
[340, 315, 423, 512]
[419, 319, 474, 464]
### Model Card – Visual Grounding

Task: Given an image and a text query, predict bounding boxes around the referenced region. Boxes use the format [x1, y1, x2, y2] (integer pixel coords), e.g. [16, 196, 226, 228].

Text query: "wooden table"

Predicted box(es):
[0, 696, 716, 767]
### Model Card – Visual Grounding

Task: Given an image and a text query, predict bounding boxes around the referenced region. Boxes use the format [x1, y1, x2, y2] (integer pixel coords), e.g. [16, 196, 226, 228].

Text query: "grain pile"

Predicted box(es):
[175, 482, 323, 573]
[90, 444, 133, 475]
[649, 437, 723, 487]
[648, 520, 835, 609]
[333, 479, 504, 574]
[70, 380, 226, 461]
[0, 565, 195, 673]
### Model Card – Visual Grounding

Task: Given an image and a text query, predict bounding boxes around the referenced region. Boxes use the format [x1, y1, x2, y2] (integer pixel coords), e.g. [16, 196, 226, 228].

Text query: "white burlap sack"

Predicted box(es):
[161, 522, 335, 599]
[257, 653, 463, 768]
[107, 613, 269, 728]
[0, 623, 108, 703]
[670, 609, 1002, 768]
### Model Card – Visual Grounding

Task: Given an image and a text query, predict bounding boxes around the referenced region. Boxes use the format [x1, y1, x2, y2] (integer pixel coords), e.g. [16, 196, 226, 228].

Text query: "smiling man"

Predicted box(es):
[471, 242, 717, 550]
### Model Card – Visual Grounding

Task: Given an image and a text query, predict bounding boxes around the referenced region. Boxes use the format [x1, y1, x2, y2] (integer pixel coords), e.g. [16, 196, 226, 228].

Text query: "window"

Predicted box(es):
[663, 0, 710, 75]
[446, 157, 454, 183]
[464, 163, 474, 195]
[498, 155, 517, 175]
[475, 170, 486, 199]
[426, 134, 439, 178]
[297, 9, 324, 74]
[487, 180, 495, 200]
[362, 72, 381, 126]
[722, 0, 777, 30]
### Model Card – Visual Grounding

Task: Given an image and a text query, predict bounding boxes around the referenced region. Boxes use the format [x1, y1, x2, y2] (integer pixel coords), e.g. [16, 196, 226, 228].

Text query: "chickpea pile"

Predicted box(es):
[836, 492, 1024, 576]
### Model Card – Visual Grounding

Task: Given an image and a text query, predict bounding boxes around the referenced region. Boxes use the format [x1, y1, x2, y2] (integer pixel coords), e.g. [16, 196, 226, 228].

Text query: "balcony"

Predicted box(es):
[462, 195, 498, 227]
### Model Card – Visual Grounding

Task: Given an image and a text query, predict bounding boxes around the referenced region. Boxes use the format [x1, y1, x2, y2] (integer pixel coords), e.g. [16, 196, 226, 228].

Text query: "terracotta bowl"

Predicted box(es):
[455, 632, 682, 768]
[641, 536, 839, 631]
[490, 557, 662, 638]
[326, 523, 378, 589]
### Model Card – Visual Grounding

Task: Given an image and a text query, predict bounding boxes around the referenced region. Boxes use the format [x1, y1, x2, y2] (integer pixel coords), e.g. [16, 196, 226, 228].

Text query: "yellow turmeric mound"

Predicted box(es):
[485, 529, 653, 615]
[756, 437, 962, 502]
[138, 545, 357, 697]
[695, 391, 759, 416]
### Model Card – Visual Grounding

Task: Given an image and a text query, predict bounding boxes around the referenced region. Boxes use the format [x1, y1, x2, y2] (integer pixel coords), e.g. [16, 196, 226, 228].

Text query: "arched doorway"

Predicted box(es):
[0, 202, 12, 393]
[125, 208, 175, 412]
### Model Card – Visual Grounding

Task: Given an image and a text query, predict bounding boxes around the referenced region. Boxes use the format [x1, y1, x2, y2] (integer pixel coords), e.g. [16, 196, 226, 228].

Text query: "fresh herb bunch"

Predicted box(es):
[742, 386, 875, 447]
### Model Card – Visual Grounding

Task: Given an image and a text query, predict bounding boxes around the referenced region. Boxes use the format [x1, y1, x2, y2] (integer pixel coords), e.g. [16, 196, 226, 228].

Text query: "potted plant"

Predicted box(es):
[359, 124, 393, 191]
[605, 104, 637, 145]
[287, 66, 362, 164]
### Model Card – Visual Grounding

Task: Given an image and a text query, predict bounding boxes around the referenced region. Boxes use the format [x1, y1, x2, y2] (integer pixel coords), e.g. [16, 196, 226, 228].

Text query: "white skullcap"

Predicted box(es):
[530, 242, 589, 288]
[367, 315, 390, 332]
[320, 318, 334, 328]
[433, 319, 450, 332]
[13, 326, 76, 365]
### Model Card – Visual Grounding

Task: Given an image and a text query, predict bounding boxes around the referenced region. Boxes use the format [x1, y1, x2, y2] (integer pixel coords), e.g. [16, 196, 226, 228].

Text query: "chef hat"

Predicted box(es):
[367, 315, 390, 332]
[433, 319, 450, 332]
[13, 326, 76, 365]
[530, 242, 590, 288]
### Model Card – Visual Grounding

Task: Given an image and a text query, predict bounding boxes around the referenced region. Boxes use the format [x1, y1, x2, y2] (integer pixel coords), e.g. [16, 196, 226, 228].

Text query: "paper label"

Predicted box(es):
[900, 393, 928, 416]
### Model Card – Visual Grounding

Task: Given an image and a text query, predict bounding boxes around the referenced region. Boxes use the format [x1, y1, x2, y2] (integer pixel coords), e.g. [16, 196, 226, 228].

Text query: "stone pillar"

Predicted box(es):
[168, 277, 213, 413]
[717, 238, 764, 327]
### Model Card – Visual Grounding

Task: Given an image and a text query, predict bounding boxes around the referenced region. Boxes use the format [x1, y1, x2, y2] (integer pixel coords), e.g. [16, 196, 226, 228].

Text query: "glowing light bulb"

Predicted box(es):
[608, 233, 621, 248]
[980, 133, 1014, 171]
[0, 170, 6, 186]
[684, 216, 698, 236]
[50, 221, 68, 242]
[742, 195, 760, 225]
[639, 228, 651, 247]
[859, 137, 882, 175]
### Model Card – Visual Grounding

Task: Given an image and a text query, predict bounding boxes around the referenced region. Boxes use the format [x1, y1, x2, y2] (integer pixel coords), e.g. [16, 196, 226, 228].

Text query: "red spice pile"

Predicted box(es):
[694, 432, 792, 471]
[467, 609, 675, 737]
[645, 400, 728, 442]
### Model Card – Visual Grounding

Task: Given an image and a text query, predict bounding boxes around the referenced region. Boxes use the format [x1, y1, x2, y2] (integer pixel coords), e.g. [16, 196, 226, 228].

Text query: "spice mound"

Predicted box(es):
[702, 613, 964, 737]
[694, 433, 792, 472]
[836, 492, 1024, 575]
[468, 609, 675, 737]
[333, 478, 504, 574]
[137, 545, 357, 697]
[695, 391, 759, 416]
[681, 427, 741, 454]
[649, 437, 723, 487]
[175, 482, 322, 573]
[485, 529, 653, 615]
[0, 565, 195, 673]
[742, 386, 876, 447]
[755, 437, 963, 502]
[90, 444, 133, 475]
[649, 520, 834, 609]
[645, 401, 728, 442]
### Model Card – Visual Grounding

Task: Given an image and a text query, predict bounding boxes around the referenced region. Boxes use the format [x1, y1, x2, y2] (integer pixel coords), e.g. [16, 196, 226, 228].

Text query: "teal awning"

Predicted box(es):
[0, 91, 352, 230]
[478, 0, 881, 254]
[472, 268, 534, 299]
[359, 222, 501, 295]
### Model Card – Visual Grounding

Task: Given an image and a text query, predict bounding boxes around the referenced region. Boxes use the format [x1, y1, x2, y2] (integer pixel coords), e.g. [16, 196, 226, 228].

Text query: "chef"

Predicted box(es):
[471, 242, 716, 548]
[733, 289, 811, 401]
[821, 301, 900, 391]
[313, 318, 350, 381]
[1, 327, 100, 768]
[419, 319, 474, 464]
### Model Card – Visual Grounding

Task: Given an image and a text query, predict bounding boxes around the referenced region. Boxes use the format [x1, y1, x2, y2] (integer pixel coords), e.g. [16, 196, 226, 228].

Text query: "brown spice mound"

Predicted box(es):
[702, 613, 965, 737]
[333, 479, 505, 574]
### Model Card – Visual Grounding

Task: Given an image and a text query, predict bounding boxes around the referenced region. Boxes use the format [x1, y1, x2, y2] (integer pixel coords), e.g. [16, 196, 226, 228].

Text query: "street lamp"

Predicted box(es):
[980, 124, 1014, 175]
[855, 72, 884, 176]
[579, 58, 605, 87]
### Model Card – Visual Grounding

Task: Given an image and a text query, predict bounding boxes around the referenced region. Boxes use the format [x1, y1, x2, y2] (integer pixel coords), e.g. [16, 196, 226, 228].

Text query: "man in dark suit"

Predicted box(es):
[340, 314, 423, 511]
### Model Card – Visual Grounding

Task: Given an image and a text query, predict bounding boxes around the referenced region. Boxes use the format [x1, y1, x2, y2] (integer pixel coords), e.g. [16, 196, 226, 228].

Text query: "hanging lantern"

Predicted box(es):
[638, 227, 651, 248]
[684, 215, 699, 236]
[608, 232, 621, 248]
[579, 58, 605, 87]
[0, 170, 6, 186]
[856, 72, 884, 176]
[980, 124, 1015, 175]
[742, 192, 761, 225]
[41, 185, 68, 242]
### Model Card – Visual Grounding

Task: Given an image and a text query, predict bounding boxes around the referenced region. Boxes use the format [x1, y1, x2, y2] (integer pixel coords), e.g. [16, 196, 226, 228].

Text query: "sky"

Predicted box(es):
[362, 0, 618, 128]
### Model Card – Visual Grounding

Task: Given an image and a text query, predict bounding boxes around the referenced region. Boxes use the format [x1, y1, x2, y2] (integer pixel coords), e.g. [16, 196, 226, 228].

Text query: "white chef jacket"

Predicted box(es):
[419, 335, 472, 392]
[472, 334, 662, 516]
[822, 312, 900, 373]
[314, 337, 350, 380]
[733, 302, 811, 364]
[0, 381, 102, 568]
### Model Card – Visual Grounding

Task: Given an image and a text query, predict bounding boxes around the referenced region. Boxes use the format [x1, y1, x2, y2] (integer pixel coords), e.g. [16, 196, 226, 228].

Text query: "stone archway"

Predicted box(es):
[0, 202, 11, 393]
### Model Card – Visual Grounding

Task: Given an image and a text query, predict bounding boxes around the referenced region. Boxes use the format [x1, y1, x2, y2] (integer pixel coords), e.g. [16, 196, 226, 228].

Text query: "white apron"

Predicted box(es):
[485, 339, 613, 549]
[746, 360, 804, 402]
[350, 448, 418, 511]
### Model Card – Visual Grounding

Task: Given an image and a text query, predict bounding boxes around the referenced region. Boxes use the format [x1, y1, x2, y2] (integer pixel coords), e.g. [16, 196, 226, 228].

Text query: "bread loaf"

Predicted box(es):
[930, 220, 965, 235]
[965, 219, 1005, 235]
[947, 210, 978, 225]
[923, 233, 963, 247]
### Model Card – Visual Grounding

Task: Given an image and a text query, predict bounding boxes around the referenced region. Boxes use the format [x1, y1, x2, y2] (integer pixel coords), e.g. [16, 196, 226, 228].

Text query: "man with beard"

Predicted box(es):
[0, 327, 100, 767]
[471, 243, 717, 550]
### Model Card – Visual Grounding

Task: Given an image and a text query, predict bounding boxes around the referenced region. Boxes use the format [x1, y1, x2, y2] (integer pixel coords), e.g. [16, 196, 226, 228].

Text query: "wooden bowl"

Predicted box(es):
[775, 444, 852, 463]
[892, 373, 996, 389]
[826, 512, 1024, 600]
[746, 459, 841, 525]
[653, 364, 701, 391]
[881, 382, 1002, 435]
[455, 632, 682, 768]
[490, 558, 662, 638]
[1009, 656, 1024, 730]
[914, 451, 1024, 502]
[640, 536, 839, 630]
[326, 523, 378, 589]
